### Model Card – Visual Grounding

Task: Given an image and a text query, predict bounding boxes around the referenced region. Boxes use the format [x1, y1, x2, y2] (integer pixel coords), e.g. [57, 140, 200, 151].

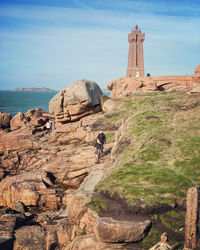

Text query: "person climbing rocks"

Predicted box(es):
[97, 131, 106, 153]
[46, 119, 53, 134]
[94, 131, 106, 159]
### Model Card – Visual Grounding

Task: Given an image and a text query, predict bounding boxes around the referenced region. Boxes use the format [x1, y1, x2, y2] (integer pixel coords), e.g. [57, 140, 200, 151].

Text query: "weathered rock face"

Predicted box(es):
[10, 108, 49, 131]
[191, 64, 200, 92]
[0, 169, 61, 210]
[10, 112, 26, 130]
[95, 217, 151, 243]
[102, 99, 116, 113]
[191, 82, 200, 93]
[48, 113, 101, 145]
[107, 77, 152, 98]
[107, 75, 192, 98]
[25, 108, 49, 126]
[0, 107, 119, 249]
[49, 79, 103, 123]
[67, 191, 92, 226]
[153, 75, 191, 91]
[195, 65, 200, 73]
[44, 217, 73, 249]
[0, 127, 39, 152]
[0, 214, 20, 238]
[184, 187, 199, 250]
[14, 225, 46, 250]
[0, 112, 12, 129]
[69, 234, 107, 250]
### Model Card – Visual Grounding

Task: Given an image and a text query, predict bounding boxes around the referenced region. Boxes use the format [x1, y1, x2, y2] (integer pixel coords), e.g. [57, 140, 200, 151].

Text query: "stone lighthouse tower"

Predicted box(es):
[126, 24, 145, 77]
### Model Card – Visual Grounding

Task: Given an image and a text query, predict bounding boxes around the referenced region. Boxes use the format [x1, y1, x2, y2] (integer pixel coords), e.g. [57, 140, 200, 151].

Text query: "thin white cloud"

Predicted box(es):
[0, 2, 199, 90]
[81, 0, 200, 15]
[73, 0, 94, 10]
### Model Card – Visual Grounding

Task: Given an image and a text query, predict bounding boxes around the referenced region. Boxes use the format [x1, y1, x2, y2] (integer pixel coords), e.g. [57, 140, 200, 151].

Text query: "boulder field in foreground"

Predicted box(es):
[49, 79, 103, 123]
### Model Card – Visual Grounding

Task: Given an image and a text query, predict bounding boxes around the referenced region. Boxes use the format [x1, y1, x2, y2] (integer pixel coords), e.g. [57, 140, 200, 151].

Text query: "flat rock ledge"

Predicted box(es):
[95, 217, 152, 243]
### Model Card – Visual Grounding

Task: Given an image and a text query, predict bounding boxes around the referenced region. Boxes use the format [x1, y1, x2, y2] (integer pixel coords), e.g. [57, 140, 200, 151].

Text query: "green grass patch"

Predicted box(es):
[159, 211, 185, 234]
[98, 161, 192, 204]
[88, 196, 107, 212]
[95, 92, 200, 207]
[135, 223, 161, 249]
[106, 132, 115, 143]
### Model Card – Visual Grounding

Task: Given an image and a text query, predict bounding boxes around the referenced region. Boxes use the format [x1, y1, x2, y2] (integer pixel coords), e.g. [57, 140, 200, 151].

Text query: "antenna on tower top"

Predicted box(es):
[135, 24, 138, 30]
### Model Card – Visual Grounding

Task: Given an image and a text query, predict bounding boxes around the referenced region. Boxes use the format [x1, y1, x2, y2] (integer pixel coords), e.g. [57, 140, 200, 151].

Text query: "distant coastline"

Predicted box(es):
[14, 87, 56, 92]
[0, 87, 109, 93]
[0, 87, 56, 92]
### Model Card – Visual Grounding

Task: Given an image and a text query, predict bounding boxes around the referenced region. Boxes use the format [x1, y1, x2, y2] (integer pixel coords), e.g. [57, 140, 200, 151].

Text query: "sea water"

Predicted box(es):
[0, 91, 110, 117]
[0, 91, 57, 117]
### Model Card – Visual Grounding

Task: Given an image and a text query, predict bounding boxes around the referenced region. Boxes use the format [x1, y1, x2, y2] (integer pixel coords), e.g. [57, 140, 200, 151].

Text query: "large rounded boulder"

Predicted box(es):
[49, 79, 103, 123]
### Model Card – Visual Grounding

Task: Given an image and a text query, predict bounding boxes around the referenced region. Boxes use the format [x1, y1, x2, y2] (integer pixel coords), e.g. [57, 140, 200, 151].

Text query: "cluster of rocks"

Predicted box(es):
[0, 108, 49, 133]
[107, 64, 200, 98]
[0, 79, 135, 249]
[0, 107, 152, 249]
[1, 78, 197, 249]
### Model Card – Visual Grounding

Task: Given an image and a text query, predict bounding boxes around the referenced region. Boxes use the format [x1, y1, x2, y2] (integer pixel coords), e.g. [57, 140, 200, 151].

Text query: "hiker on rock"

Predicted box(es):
[46, 119, 53, 134]
[96, 131, 106, 153]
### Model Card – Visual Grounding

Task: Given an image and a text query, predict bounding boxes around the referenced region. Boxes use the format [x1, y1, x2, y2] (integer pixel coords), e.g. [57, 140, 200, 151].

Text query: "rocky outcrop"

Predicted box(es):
[0, 214, 20, 238]
[191, 64, 200, 92]
[44, 216, 73, 249]
[10, 112, 26, 130]
[48, 113, 101, 145]
[10, 108, 49, 131]
[102, 99, 116, 113]
[0, 169, 61, 210]
[195, 65, 200, 73]
[153, 76, 190, 92]
[191, 82, 200, 93]
[0, 112, 12, 129]
[107, 69, 199, 98]
[68, 234, 107, 250]
[107, 77, 157, 98]
[192, 64, 200, 82]
[0, 101, 154, 249]
[67, 191, 93, 226]
[43, 149, 92, 188]
[25, 108, 49, 126]
[184, 187, 199, 250]
[0, 127, 39, 152]
[65, 167, 151, 249]
[95, 217, 151, 243]
[14, 225, 46, 250]
[49, 79, 103, 123]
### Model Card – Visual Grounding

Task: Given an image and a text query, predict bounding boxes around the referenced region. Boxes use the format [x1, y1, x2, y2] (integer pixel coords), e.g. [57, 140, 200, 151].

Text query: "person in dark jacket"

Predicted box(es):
[97, 131, 106, 153]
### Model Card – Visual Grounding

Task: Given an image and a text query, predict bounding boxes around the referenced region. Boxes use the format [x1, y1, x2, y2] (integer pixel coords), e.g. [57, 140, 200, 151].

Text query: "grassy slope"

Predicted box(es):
[96, 92, 200, 205]
[91, 92, 200, 247]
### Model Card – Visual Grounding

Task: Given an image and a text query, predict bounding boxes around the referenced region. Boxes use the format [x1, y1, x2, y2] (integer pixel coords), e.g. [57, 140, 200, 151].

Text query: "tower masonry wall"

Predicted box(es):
[127, 26, 145, 78]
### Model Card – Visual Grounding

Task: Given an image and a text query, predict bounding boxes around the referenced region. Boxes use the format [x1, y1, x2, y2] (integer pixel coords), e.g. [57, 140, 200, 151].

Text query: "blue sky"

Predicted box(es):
[0, 0, 199, 90]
